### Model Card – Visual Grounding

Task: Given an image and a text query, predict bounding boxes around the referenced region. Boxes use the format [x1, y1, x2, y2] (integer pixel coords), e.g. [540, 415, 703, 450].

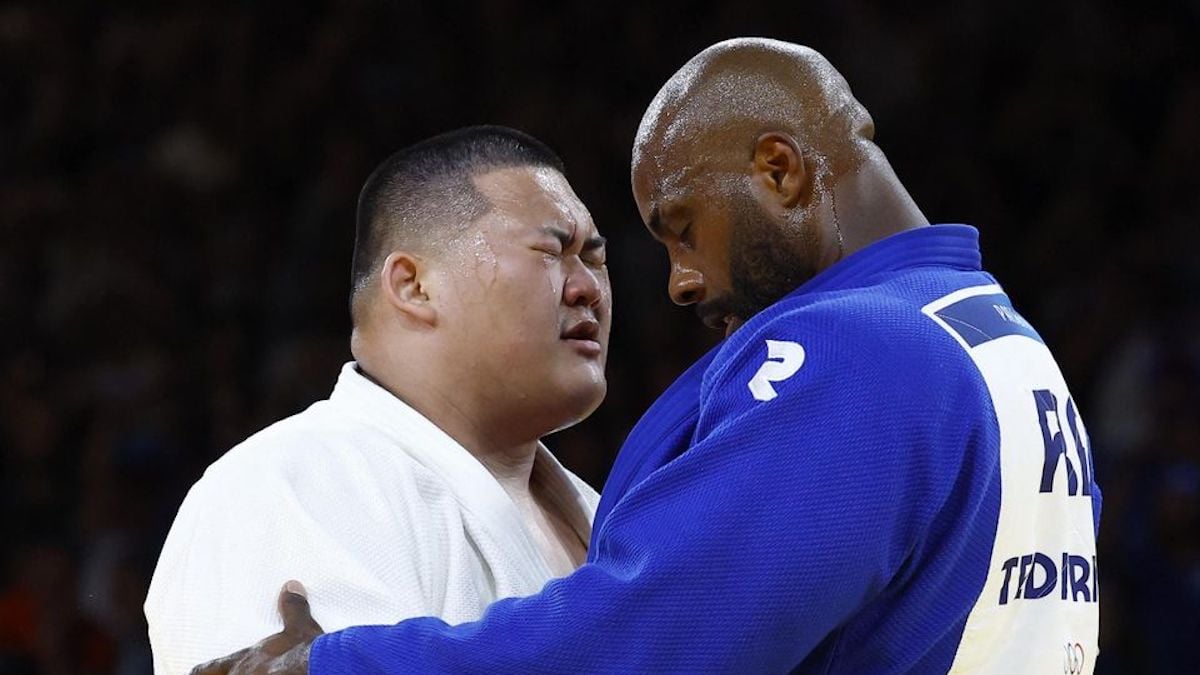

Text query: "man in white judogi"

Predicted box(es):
[144, 126, 612, 675]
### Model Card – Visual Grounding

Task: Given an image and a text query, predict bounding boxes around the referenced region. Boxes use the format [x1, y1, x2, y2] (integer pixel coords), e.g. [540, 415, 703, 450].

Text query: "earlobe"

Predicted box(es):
[380, 251, 437, 326]
[752, 133, 808, 209]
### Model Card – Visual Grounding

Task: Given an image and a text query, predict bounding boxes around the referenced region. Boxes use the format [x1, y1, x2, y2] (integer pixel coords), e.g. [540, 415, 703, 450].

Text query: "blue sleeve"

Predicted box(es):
[311, 306, 974, 674]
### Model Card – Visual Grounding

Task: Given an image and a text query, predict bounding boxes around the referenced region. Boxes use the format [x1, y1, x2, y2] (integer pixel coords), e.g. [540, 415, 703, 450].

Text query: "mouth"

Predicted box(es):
[561, 317, 602, 356]
[696, 301, 734, 333]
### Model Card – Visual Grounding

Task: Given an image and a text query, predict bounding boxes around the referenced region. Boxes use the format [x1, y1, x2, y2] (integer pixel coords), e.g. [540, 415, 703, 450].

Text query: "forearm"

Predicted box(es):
[310, 562, 761, 674]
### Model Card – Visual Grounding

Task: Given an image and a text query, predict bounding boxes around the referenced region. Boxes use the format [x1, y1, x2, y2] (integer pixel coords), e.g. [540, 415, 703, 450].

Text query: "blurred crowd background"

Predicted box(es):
[1, 1, 1197, 673]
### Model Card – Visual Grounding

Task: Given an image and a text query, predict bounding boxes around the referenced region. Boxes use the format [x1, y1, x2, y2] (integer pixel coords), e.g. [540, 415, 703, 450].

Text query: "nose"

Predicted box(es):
[564, 258, 604, 308]
[668, 260, 705, 306]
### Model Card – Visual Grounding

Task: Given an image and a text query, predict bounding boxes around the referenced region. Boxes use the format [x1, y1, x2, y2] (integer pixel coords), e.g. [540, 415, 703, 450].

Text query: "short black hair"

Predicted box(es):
[350, 125, 565, 323]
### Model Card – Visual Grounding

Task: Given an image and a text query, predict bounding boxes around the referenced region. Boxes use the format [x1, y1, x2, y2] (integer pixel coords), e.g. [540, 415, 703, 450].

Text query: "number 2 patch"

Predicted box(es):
[748, 340, 805, 401]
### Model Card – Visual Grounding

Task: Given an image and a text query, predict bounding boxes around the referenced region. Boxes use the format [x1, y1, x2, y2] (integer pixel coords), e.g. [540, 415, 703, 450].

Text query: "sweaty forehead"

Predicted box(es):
[632, 84, 755, 222]
[633, 127, 725, 225]
[632, 164, 680, 221]
[473, 165, 594, 234]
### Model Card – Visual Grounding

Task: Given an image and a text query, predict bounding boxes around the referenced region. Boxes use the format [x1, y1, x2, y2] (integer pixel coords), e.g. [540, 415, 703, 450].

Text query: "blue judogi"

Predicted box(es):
[312, 225, 1101, 673]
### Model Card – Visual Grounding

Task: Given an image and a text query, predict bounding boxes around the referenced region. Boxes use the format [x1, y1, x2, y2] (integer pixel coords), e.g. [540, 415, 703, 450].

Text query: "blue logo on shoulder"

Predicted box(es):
[935, 293, 1044, 347]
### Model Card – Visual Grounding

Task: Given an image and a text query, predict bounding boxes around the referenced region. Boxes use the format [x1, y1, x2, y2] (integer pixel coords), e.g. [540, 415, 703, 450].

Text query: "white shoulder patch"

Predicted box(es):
[747, 340, 805, 402]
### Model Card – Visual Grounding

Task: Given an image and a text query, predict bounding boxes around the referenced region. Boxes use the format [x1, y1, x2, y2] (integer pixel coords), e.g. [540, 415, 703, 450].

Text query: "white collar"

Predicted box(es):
[327, 362, 592, 580]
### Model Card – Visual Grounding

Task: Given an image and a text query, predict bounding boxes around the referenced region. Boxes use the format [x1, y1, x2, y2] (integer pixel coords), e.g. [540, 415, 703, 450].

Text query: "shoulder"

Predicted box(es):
[693, 288, 1001, 490]
[199, 404, 341, 490]
[191, 402, 444, 515]
[683, 288, 1002, 529]
[156, 403, 465, 585]
[705, 289, 982, 407]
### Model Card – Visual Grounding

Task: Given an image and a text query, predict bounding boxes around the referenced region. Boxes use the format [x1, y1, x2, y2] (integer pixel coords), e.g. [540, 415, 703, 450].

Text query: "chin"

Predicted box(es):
[573, 379, 607, 418]
[547, 380, 607, 433]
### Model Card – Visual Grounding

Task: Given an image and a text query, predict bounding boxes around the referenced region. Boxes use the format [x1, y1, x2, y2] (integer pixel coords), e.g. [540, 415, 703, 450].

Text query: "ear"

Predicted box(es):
[750, 132, 808, 209]
[379, 251, 437, 326]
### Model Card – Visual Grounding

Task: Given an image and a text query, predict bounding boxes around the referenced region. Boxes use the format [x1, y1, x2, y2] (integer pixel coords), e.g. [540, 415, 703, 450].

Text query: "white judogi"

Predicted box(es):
[144, 362, 600, 675]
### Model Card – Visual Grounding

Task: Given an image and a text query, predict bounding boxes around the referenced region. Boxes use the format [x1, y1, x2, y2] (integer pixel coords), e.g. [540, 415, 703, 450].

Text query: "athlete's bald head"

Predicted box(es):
[631, 39, 926, 335]
[633, 38, 875, 207]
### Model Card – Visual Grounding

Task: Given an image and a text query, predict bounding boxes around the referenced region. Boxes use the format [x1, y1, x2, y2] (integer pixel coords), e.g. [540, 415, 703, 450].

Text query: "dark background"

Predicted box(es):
[1, 1, 1197, 673]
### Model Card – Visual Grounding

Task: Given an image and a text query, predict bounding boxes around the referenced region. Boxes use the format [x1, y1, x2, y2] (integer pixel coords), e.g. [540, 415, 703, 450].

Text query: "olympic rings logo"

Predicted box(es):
[1063, 642, 1086, 675]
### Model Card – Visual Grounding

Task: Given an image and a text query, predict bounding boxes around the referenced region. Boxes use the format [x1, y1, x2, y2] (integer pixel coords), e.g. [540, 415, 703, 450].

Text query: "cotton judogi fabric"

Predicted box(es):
[311, 225, 1101, 674]
[144, 363, 599, 675]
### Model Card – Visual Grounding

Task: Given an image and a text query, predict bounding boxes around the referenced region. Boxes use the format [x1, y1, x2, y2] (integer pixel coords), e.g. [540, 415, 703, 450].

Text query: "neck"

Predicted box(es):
[352, 333, 542, 496]
[475, 447, 541, 497]
[827, 154, 929, 259]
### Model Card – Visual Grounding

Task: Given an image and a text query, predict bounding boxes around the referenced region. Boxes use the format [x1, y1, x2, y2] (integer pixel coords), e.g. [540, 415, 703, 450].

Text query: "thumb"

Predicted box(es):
[278, 580, 324, 639]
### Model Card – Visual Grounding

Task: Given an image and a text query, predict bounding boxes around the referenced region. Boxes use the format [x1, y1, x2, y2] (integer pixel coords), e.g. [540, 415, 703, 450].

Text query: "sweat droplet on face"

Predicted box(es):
[463, 230, 500, 292]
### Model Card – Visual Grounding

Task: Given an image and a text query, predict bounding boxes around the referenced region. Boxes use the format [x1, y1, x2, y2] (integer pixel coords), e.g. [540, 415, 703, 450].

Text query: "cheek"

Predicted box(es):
[487, 264, 564, 327]
[598, 269, 614, 305]
[533, 262, 568, 307]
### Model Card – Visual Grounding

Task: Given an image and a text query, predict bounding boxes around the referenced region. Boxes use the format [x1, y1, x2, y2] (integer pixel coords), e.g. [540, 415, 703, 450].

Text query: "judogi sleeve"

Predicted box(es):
[311, 305, 995, 674]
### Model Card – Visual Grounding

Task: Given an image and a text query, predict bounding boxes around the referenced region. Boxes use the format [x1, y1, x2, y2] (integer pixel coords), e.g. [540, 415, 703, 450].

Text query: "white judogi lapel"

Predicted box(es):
[326, 362, 594, 593]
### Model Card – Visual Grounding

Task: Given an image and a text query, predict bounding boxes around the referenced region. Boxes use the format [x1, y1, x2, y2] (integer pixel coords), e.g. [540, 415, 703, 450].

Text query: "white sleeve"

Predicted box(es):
[143, 453, 442, 675]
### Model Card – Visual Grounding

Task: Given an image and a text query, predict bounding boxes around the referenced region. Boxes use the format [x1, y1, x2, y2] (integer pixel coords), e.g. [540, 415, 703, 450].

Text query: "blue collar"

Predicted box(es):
[793, 223, 981, 298]
[711, 224, 982, 365]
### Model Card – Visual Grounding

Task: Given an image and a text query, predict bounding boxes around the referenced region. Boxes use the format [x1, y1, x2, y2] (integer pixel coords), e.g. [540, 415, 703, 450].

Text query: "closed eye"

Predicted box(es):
[538, 226, 572, 256]
[583, 250, 607, 267]
[581, 234, 607, 267]
[535, 246, 563, 260]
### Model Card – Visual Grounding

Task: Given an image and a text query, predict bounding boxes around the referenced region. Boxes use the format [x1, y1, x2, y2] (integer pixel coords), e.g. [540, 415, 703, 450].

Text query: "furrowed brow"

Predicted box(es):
[541, 225, 572, 246]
